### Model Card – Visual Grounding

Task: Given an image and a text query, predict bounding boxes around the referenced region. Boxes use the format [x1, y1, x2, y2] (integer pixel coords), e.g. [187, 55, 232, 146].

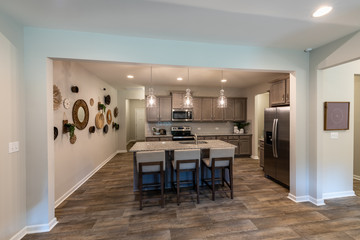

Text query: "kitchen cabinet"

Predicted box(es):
[270, 78, 290, 106]
[224, 98, 235, 121]
[192, 97, 202, 121]
[146, 96, 171, 122]
[171, 92, 185, 109]
[201, 98, 213, 121]
[234, 98, 247, 121]
[146, 137, 172, 141]
[239, 135, 252, 155]
[259, 139, 264, 168]
[212, 98, 224, 121]
[159, 97, 172, 121]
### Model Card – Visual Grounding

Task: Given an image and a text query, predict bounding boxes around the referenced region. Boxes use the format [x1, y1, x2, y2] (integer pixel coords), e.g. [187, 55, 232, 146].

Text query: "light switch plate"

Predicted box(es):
[331, 132, 339, 139]
[8, 141, 19, 153]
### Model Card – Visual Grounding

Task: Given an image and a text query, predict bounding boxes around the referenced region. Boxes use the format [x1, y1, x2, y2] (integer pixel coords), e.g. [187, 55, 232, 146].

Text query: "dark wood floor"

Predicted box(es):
[23, 152, 360, 240]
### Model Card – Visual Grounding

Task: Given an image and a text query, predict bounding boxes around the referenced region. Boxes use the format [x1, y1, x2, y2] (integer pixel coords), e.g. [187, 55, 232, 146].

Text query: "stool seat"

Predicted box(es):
[171, 149, 200, 205]
[136, 150, 165, 210]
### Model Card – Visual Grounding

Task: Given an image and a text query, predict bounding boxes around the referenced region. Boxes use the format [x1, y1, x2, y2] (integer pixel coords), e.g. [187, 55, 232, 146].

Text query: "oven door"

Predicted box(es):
[172, 109, 193, 122]
[172, 135, 195, 141]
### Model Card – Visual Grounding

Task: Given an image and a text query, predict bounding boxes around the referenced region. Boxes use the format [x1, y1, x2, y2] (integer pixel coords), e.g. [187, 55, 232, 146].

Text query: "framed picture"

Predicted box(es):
[324, 102, 350, 130]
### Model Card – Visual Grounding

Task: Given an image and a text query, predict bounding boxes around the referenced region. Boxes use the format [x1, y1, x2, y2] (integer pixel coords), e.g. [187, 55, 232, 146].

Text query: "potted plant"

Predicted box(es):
[64, 123, 76, 143]
[234, 121, 250, 134]
[98, 103, 106, 112]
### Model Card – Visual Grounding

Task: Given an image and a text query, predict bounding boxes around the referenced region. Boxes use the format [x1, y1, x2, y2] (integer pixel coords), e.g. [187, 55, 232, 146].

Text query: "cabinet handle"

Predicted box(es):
[286, 93, 289, 101]
[282, 94, 284, 101]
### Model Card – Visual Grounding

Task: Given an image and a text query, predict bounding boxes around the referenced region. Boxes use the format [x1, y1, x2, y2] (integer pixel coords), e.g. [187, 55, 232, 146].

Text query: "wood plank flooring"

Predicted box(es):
[23, 152, 360, 240]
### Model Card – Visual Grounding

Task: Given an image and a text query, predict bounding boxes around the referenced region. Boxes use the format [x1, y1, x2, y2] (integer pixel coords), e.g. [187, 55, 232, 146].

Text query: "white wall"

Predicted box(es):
[310, 30, 360, 203]
[0, 14, 26, 240]
[129, 100, 145, 141]
[53, 60, 119, 204]
[23, 27, 308, 226]
[355, 75, 360, 178]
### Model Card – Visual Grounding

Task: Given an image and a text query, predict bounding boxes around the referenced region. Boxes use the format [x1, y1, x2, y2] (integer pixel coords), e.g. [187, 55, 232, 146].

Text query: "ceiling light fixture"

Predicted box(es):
[312, 6, 333, 18]
[217, 70, 227, 108]
[127, 75, 134, 79]
[221, 79, 227, 83]
[146, 66, 157, 108]
[183, 68, 193, 108]
[177, 77, 183, 81]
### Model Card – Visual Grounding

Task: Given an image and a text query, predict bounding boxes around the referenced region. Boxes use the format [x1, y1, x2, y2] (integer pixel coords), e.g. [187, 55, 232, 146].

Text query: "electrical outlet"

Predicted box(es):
[8, 141, 19, 153]
[330, 132, 339, 139]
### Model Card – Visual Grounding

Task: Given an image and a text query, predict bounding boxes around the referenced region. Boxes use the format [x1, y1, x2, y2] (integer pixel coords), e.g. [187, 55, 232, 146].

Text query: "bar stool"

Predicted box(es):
[136, 150, 165, 210]
[201, 147, 234, 201]
[171, 149, 200, 205]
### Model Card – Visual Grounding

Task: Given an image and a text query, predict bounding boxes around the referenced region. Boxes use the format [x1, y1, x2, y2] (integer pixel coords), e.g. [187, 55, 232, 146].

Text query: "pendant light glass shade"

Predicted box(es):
[146, 87, 157, 107]
[183, 68, 193, 108]
[146, 67, 157, 108]
[217, 89, 227, 108]
[183, 88, 193, 108]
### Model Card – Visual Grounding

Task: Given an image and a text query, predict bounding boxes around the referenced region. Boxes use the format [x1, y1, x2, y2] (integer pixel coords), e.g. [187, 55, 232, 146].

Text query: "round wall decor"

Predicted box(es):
[95, 112, 105, 129]
[106, 109, 112, 125]
[53, 85, 62, 110]
[54, 127, 58, 140]
[72, 99, 90, 130]
[104, 95, 111, 105]
[103, 124, 109, 133]
[114, 107, 119, 118]
[63, 98, 71, 109]
[90, 98, 94, 106]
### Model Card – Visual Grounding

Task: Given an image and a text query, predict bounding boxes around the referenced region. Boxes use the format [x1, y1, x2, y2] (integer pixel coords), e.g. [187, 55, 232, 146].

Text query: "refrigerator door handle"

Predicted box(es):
[273, 118, 279, 158]
[272, 119, 276, 158]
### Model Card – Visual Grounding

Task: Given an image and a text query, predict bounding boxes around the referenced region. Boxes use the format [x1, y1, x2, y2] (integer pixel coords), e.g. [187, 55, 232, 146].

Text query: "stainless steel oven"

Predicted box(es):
[171, 126, 194, 141]
[172, 109, 193, 122]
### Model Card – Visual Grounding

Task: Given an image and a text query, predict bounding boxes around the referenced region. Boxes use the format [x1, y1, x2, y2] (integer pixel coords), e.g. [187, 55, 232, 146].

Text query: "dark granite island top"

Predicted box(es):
[129, 140, 236, 190]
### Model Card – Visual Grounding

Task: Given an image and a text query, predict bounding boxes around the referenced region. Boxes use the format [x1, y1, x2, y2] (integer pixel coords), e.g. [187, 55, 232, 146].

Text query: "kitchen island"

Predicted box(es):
[129, 140, 236, 190]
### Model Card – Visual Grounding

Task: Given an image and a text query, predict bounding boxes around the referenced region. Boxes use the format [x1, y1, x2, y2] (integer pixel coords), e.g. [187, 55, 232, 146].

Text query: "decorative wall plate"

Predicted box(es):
[54, 127, 58, 140]
[90, 98, 94, 106]
[72, 99, 89, 130]
[114, 107, 119, 118]
[104, 95, 111, 105]
[95, 112, 105, 129]
[63, 98, 71, 109]
[106, 109, 112, 125]
[53, 85, 62, 110]
[103, 124, 109, 133]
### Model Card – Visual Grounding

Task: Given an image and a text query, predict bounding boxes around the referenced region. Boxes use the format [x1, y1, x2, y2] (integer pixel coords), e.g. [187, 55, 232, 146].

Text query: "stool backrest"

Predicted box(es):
[209, 147, 235, 167]
[174, 149, 201, 170]
[136, 150, 165, 172]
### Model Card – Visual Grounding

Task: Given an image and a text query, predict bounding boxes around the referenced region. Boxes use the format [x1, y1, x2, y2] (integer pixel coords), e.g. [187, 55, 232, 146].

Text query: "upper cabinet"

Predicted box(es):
[192, 97, 202, 121]
[234, 98, 247, 121]
[171, 92, 185, 109]
[270, 78, 290, 107]
[146, 96, 171, 122]
[212, 98, 224, 121]
[201, 98, 213, 121]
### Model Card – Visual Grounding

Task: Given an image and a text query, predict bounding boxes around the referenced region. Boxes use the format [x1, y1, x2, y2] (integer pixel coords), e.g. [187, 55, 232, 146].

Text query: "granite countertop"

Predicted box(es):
[145, 133, 252, 138]
[129, 140, 237, 152]
[145, 134, 173, 138]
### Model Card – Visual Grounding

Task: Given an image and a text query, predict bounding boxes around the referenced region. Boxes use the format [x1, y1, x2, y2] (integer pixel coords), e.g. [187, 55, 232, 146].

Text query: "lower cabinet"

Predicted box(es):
[259, 139, 264, 168]
[146, 137, 172, 141]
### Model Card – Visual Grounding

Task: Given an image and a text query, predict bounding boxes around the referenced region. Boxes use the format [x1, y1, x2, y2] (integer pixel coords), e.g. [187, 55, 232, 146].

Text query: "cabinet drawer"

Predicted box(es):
[204, 136, 216, 140]
[228, 135, 239, 140]
[216, 136, 228, 141]
[159, 137, 172, 141]
[240, 135, 251, 140]
[259, 140, 264, 148]
[146, 137, 160, 141]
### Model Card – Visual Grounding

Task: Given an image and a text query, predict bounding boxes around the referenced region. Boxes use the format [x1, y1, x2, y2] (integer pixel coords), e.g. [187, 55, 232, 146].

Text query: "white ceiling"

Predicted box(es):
[70, 59, 289, 89]
[1, 0, 360, 50]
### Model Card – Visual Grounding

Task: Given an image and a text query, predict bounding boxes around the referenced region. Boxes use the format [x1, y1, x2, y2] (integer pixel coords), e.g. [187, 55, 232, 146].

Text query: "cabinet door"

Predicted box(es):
[201, 98, 213, 121]
[171, 92, 184, 109]
[216, 136, 228, 141]
[146, 98, 159, 122]
[159, 137, 172, 141]
[234, 98, 247, 121]
[239, 136, 252, 155]
[146, 137, 160, 141]
[192, 97, 202, 121]
[228, 140, 240, 155]
[212, 98, 224, 121]
[159, 97, 171, 121]
[270, 80, 286, 106]
[259, 141, 264, 167]
[285, 78, 290, 105]
[224, 98, 235, 121]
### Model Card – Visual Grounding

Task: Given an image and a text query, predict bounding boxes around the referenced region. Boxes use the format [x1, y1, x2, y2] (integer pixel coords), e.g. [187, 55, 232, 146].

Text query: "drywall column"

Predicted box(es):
[354, 75, 360, 178]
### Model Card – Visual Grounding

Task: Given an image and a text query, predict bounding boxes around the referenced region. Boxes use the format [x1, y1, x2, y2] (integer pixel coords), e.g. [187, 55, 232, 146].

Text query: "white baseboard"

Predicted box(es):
[323, 190, 356, 200]
[287, 194, 325, 206]
[9, 227, 27, 240]
[11, 218, 58, 240]
[251, 155, 259, 159]
[354, 175, 360, 181]
[54, 152, 117, 208]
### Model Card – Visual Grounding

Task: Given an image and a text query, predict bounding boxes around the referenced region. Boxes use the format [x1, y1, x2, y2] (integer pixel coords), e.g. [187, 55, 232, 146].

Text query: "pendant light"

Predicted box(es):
[146, 66, 157, 108]
[217, 70, 227, 108]
[183, 68, 193, 108]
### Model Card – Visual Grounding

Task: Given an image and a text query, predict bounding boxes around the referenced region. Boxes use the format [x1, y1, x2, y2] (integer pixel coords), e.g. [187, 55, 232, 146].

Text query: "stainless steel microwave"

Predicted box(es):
[172, 109, 193, 122]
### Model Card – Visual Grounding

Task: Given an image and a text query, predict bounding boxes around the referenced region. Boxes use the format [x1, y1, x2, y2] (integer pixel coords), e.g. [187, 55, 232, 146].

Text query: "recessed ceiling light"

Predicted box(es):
[221, 79, 227, 83]
[312, 6, 333, 18]
[177, 77, 183, 81]
[127, 75, 134, 79]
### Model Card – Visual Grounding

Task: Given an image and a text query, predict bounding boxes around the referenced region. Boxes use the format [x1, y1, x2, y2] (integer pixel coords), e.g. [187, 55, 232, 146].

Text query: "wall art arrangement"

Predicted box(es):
[54, 85, 117, 143]
[324, 101, 350, 130]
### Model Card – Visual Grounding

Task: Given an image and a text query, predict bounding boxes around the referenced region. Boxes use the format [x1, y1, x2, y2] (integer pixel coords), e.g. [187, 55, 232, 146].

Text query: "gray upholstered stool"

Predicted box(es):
[201, 147, 234, 201]
[136, 150, 165, 210]
[171, 149, 200, 205]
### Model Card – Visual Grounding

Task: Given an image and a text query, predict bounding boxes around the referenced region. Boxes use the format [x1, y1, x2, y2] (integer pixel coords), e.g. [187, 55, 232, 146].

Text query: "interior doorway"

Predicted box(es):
[135, 108, 145, 141]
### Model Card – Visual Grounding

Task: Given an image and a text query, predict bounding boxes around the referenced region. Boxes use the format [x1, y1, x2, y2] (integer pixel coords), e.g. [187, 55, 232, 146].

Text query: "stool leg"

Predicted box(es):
[161, 165, 165, 208]
[229, 164, 233, 199]
[211, 165, 215, 201]
[196, 162, 200, 204]
[222, 168, 225, 187]
[177, 169, 180, 205]
[139, 170, 143, 210]
[171, 163, 174, 191]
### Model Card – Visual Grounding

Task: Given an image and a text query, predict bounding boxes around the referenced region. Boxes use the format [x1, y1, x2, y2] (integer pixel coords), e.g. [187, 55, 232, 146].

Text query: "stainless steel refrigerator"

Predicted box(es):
[264, 106, 290, 187]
